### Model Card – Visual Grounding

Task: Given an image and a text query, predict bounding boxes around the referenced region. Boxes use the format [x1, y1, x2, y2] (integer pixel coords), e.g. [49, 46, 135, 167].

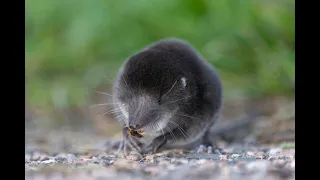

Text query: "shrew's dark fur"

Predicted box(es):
[113, 38, 223, 154]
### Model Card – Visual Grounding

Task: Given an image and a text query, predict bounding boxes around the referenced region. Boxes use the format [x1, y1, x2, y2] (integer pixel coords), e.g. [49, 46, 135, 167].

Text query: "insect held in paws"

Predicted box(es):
[127, 129, 144, 138]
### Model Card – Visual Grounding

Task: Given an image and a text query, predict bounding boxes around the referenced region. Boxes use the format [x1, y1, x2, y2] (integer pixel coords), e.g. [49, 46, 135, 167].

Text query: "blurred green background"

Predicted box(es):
[25, 0, 295, 132]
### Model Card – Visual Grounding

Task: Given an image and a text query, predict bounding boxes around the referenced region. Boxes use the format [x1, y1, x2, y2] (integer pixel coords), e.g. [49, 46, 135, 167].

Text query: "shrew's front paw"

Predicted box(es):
[117, 128, 145, 156]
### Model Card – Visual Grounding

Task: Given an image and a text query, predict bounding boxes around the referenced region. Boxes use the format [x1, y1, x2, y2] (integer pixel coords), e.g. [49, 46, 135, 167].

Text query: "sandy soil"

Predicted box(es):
[25, 130, 295, 180]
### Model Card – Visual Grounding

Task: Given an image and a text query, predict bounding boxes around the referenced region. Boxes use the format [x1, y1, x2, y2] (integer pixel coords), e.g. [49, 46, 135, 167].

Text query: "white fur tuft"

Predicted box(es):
[181, 77, 187, 88]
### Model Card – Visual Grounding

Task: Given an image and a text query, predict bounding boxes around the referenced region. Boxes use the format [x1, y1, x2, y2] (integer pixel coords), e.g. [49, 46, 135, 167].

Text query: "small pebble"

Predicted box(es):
[214, 149, 222, 155]
[25, 154, 31, 161]
[98, 156, 114, 166]
[255, 152, 266, 159]
[41, 157, 50, 161]
[80, 155, 93, 159]
[267, 156, 276, 161]
[126, 154, 140, 161]
[109, 160, 115, 164]
[67, 154, 77, 164]
[197, 145, 205, 153]
[91, 157, 99, 164]
[28, 161, 40, 166]
[145, 155, 155, 161]
[219, 155, 228, 161]
[231, 154, 240, 158]
[80, 158, 93, 163]
[269, 148, 281, 155]
[31, 152, 48, 161]
[256, 155, 265, 159]
[54, 157, 66, 163]
[41, 159, 56, 164]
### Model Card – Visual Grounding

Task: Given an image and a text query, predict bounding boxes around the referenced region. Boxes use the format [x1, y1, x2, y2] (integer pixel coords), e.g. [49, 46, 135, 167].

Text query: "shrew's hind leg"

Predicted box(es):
[196, 129, 223, 154]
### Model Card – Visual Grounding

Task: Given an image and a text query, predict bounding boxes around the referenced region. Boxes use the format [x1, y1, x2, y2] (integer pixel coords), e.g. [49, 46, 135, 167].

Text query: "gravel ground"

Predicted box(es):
[25, 130, 295, 180]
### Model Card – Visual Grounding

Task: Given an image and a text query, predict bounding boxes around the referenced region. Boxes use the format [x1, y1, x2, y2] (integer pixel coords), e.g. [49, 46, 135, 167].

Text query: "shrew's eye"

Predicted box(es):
[158, 96, 162, 104]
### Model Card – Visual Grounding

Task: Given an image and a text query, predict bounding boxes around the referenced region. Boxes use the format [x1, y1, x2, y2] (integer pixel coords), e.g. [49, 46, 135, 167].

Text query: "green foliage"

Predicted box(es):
[280, 142, 295, 149]
[26, 0, 295, 111]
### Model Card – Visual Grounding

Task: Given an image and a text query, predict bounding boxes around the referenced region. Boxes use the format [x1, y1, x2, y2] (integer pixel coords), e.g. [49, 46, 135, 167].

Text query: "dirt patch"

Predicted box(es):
[25, 97, 295, 179]
[25, 130, 295, 180]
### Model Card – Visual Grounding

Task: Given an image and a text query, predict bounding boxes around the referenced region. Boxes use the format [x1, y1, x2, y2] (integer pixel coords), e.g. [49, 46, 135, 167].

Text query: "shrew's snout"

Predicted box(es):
[128, 123, 140, 130]
[128, 118, 141, 130]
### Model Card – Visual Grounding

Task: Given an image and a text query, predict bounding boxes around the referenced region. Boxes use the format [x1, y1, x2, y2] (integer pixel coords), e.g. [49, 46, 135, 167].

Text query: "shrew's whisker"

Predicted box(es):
[95, 91, 113, 97]
[90, 103, 120, 108]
